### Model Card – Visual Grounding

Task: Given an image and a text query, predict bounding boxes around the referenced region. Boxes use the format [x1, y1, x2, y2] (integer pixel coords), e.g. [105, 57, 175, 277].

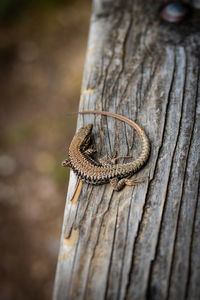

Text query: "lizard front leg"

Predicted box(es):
[84, 146, 96, 156]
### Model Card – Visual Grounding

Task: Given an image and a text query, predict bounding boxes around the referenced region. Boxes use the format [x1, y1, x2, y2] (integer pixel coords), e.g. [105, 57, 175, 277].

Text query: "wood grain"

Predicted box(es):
[53, 0, 200, 299]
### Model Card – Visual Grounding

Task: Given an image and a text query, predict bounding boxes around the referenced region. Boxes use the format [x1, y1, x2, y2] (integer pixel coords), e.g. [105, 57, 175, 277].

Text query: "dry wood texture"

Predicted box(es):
[53, 0, 200, 299]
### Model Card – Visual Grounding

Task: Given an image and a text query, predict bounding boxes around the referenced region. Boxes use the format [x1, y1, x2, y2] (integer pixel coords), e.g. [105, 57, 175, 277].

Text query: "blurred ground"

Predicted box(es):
[0, 1, 91, 299]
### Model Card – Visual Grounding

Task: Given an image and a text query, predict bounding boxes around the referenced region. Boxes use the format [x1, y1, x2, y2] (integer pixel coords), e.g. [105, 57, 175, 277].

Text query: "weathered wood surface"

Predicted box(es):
[53, 0, 200, 299]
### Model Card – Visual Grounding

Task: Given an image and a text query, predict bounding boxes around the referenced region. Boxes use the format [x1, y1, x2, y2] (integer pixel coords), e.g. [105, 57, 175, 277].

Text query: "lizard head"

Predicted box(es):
[77, 123, 93, 147]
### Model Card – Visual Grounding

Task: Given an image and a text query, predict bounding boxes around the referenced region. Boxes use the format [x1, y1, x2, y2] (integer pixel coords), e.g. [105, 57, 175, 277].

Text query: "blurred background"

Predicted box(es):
[0, 0, 91, 299]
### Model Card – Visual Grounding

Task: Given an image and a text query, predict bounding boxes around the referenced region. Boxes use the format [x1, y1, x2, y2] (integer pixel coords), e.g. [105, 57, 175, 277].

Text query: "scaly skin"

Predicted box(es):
[62, 110, 150, 191]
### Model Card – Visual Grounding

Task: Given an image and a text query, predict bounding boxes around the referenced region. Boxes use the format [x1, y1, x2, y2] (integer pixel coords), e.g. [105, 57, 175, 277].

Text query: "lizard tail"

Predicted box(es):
[79, 110, 151, 169]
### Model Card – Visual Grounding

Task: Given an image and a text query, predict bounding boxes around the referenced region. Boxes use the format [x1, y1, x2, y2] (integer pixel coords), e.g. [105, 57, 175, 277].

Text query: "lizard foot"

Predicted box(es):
[62, 158, 71, 167]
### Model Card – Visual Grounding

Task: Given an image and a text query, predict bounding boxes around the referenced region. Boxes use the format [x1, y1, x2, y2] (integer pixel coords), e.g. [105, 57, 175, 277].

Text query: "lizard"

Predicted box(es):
[62, 110, 150, 191]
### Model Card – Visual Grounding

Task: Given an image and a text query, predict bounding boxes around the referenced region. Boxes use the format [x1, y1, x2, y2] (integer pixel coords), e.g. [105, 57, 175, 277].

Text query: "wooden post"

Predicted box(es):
[53, 0, 200, 299]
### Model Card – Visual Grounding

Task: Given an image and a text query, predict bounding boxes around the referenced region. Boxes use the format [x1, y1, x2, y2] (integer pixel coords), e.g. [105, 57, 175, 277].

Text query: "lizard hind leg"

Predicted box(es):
[110, 176, 147, 191]
[108, 154, 132, 165]
[108, 151, 132, 165]
[99, 151, 132, 166]
[109, 178, 126, 191]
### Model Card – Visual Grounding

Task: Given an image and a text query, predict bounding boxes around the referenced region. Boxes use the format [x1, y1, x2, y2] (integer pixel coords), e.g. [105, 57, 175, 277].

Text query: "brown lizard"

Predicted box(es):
[62, 110, 150, 191]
